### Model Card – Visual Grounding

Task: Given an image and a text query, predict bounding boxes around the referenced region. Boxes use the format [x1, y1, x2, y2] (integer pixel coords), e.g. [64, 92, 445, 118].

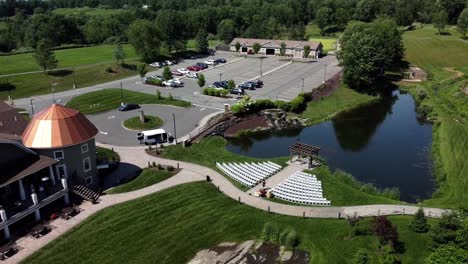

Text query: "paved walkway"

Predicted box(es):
[247, 163, 303, 194]
[7, 145, 450, 263]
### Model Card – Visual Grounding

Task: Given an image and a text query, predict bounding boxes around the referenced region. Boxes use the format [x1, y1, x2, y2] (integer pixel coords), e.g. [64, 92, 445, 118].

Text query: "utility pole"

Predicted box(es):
[260, 57, 264, 77]
[30, 98, 35, 116]
[51, 82, 57, 103]
[72, 66, 76, 89]
[172, 113, 177, 144]
[219, 73, 222, 82]
[323, 64, 328, 84]
[301, 78, 304, 93]
[120, 82, 124, 106]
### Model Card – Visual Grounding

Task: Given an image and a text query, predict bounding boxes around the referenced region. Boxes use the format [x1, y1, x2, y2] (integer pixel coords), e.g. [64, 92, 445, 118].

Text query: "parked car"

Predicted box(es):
[165, 60, 174, 66]
[196, 62, 208, 69]
[186, 72, 198, 78]
[118, 103, 140, 111]
[163, 78, 184, 87]
[238, 82, 256, 90]
[215, 58, 227, 63]
[245, 80, 263, 88]
[213, 80, 228, 88]
[187, 65, 201, 71]
[144, 75, 163, 83]
[247, 50, 254, 55]
[149, 62, 164, 68]
[177, 68, 189, 74]
[204, 59, 216, 65]
[230, 88, 245, 95]
[171, 70, 183, 76]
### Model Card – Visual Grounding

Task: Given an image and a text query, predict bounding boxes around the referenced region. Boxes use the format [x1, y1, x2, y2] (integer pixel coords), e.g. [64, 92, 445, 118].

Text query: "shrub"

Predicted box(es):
[352, 249, 369, 264]
[227, 80, 236, 90]
[152, 161, 156, 167]
[157, 164, 163, 170]
[105, 66, 114, 73]
[284, 229, 299, 248]
[147, 78, 163, 86]
[410, 208, 430, 233]
[252, 99, 275, 112]
[202, 88, 228, 97]
[289, 94, 306, 113]
[167, 165, 175, 171]
[261, 222, 279, 242]
[274, 100, 291, 112]
[416, 88, 427, 100]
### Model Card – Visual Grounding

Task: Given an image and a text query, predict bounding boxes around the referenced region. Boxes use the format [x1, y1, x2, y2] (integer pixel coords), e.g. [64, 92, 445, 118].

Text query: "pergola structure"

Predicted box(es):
[289, 142, 321, 168]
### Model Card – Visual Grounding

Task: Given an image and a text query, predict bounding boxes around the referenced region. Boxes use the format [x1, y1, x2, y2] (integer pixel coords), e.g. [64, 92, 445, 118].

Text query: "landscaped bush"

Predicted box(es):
[416, 88, 427, 100]
[202, 87, 228, 97]
[261, 222, 279, 242]
[418, 103, 433, 117]
[252, 99, 275, 112]
[274, 100, 291, 112]
[289, 94, 306, 113]
[167, 165, 175, 171]
[146, 78, 163, 86]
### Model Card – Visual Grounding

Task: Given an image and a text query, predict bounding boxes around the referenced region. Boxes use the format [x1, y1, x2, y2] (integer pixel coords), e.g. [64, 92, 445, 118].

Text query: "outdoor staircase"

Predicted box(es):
[71, 185, 100, 203]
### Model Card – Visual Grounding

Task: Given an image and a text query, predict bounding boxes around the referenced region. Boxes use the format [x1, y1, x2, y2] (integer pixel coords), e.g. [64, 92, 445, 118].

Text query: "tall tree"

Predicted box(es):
[457, 8, 468, 39]
[197, 73, 206, 88]
[410, 208, 430, 233]
[156, 10, 186, 53]
[433, 10, 449, 34]
[137, 63, 148, 78]
[195, 29, 209, 54]
[303, 45, 311, 58]
[235, 42, 241, 52]
[33, 39, 58, 75]
[338, 19, 403, 91]
[315, 7, 336, 35]
[279, 42, 286, 56]
[114, 43, 125, 65]
[127, 20, 162, 63]
[252, 42, 261, 54]
[372, 216, 399, 247]
[217, 19, 235, 44]
[163, 66, 172, 81]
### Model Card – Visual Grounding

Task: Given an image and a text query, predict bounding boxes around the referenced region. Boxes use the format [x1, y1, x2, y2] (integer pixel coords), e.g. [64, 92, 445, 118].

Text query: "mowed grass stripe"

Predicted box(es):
[66, 89, 191, 115]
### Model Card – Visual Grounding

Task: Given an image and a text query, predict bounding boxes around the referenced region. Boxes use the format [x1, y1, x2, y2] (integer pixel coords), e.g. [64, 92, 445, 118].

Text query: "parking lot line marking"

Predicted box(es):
[99, 131, 108, 135]
[200, 108, 206, 111]
[107, 116, 115, 119]
[248, 61, 293, 81]
[192, 104, 224, 111]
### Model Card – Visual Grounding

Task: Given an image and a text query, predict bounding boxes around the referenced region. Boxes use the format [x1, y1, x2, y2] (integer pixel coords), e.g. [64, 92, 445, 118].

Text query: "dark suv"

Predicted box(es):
[118, 103, 140, 111]
[238, 82, 255, 90]
[213, 80, 229, 88]
[196, 62, 209, 69]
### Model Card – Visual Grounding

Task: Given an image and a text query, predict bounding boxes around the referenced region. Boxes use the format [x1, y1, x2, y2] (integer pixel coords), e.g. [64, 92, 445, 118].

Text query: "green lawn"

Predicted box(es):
[0, 61, 139, 100]
[309, 38, 338, 52]
[123, 115, 164, 130]
[96, 146, 120, 163]
[106, 168, 177, 194]
[300, 85, 379, 125]
[403, 25, 468, 80]
[53, 7, 126, 16]
[23, 182, 435, 264]
[66, 89, 191, 115]
[312, 166, 403, 206]
[186, 39, 222, 50]
[0, 44, 137, 75]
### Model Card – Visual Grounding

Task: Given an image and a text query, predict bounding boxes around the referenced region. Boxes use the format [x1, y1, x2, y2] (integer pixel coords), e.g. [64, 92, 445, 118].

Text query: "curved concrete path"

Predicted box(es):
[7, 144, 449, 263]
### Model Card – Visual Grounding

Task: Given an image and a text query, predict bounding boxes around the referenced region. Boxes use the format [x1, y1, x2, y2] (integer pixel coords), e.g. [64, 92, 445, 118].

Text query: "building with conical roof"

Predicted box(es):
[22, 104, 99, 188]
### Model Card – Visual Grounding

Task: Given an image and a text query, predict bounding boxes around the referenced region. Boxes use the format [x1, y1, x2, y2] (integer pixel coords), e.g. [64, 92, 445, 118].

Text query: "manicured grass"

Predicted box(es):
[0, 44, 137, 75]
[106, 168, 177, 194]
[186, 39, 222, 50]
[66, 89, 191, 115]
[403, 25, 468, 80]
[311, 166, 403, 206]
[23, 182, 436, 264]
[300, 85, 379, 125]
[309, 38, 337, 52]
[0, 62, 139, 100]
[123, 115, 164, 130]
[53, 7, 126, 16]
[161, 137, 289, 190]
[96, 146, 120, 163]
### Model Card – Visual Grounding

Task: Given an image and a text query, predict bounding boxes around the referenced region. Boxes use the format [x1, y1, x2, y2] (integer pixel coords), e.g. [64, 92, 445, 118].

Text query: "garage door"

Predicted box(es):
[266, 48, 275, 55]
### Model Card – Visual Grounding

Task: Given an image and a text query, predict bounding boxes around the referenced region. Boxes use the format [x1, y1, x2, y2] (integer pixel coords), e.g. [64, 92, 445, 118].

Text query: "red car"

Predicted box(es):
[247, 50, 254, 55]
[171, 70, 183, 76]
[187, 65, 201, 71]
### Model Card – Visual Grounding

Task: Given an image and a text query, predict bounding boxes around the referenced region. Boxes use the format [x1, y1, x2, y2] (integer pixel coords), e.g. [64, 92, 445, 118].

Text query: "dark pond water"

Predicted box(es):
[226, 91, 434, 202]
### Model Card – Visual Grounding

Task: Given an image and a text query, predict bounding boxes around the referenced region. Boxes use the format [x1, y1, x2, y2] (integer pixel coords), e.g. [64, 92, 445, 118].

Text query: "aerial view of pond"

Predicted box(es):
[227, 91, 434, 203]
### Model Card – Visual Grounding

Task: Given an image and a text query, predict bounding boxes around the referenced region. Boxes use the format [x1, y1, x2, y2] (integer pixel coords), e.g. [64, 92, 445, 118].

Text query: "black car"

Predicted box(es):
[249, 79, 263, 87]
[118, 103, 140, 111]
[238, 82, 256, 90]
[213, 80, 229, 88]
[215, 58, 227, 63]
[230, 88, 245, 95]
[196, 62, 209, 69]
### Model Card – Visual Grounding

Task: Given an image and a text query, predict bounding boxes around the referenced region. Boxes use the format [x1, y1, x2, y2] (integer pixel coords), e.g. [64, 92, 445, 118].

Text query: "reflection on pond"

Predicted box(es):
[227, 91, 434, 202]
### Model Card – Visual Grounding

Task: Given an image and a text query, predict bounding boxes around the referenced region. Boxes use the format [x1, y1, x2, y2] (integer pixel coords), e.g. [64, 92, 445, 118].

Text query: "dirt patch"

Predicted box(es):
[188, 240, 310, 264]
[224, 116, 269, 137]
[443, 67, 464, 80]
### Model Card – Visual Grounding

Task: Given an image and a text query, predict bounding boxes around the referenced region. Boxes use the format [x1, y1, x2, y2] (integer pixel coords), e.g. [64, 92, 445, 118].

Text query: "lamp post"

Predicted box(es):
[323, 64, 328, 84]
[260, 57, 264, 77]
[301, 78, 304, 93]
[172, 113, 177, 144]
[120, 82, 124, 106]
[219, 73, 222, 82]
[51, 82, 57, 103]
[30, 98, 35, 116]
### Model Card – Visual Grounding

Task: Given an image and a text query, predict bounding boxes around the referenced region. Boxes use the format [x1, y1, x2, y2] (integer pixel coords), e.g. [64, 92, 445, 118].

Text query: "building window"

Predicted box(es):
[54, 150, 64, 159]
[85, 176, 93, 186]
[81, 143, 89, 154]
[83, 157, 91, 172]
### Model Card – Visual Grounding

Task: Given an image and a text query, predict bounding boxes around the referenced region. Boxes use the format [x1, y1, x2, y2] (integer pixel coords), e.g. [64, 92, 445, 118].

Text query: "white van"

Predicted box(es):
[137, 129, 174, 145]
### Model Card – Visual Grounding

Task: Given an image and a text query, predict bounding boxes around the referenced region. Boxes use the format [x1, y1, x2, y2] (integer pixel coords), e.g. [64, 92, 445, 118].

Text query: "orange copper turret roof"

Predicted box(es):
[22, 104, 98, 149]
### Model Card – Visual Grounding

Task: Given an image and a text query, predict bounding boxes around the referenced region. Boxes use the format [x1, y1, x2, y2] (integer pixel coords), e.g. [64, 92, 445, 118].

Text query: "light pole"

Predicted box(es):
[301, 78, 304, 93]
[51, 82, 57, 103]
[219, 73, 222, 82]
[323, 64, 328, 84]
[260, 57, 264, 77]
[120, 82, 124, 106]
[172, 113, 177, 144]
[72, 66, 76, 89]
[30, 98, 35, 116]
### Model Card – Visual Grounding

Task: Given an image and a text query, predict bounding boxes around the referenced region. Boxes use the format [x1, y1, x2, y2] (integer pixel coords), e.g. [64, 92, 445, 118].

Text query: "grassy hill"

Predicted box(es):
[23, 182, 435, 264]
[53, 7, 126, 17]
[401, 25, 468, 209]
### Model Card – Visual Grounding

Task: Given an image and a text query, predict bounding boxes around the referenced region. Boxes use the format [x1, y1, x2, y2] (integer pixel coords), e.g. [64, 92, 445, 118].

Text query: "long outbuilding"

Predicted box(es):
[229, 38, 323, 59]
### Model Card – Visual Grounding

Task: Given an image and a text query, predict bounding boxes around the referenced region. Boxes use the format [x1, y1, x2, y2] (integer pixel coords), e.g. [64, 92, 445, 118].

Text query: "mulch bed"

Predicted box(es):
[224, 116, 270, 137]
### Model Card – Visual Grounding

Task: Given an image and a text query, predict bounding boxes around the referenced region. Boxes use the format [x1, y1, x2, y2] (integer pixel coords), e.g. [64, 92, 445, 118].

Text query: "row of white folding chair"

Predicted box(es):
[273, 187, 326, 201]
[218, 163, 256, 187]
[287, 177, 322, 189]
[255, 162, 279, 173]
[275, 184, 324, 198]
[248, 162, 276, 175]
[274, 191, 330, 205]
[222, 163, 260, 185]
[235, 163, 270, 178]
[295, 172, 318, 180]
[229, 163, 265, 182]
[278, 181, 323, 195]
[273, 190, 328, 205]
[217, 163, 253, 186]
[267, 161, 282, 170]
[292, 173, 319, 183]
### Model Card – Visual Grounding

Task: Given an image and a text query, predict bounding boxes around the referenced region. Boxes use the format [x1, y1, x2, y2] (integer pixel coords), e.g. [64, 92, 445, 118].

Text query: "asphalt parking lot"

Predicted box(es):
[87, 104, 219, 146]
